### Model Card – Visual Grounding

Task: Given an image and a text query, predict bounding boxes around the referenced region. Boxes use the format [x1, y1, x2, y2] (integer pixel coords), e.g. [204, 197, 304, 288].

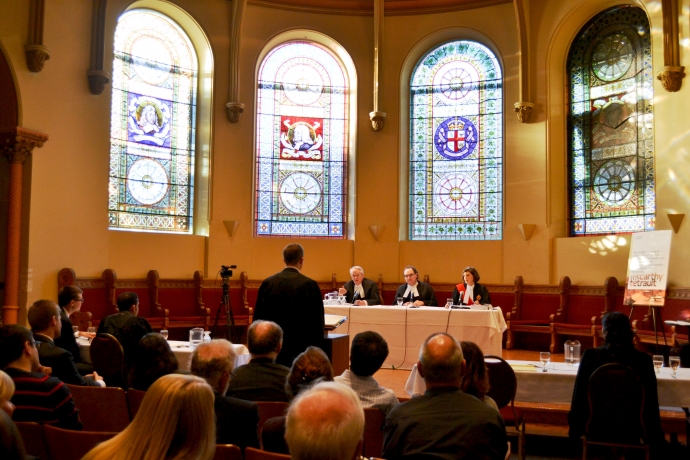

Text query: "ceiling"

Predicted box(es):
[247, 0, 512, 16]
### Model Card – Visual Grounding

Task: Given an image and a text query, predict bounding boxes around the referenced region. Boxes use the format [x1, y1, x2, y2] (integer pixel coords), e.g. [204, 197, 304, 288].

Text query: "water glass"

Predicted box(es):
[87, 327, 96, 334]
[189, 327, 204, 347]
[670, 356, 681, 376]
[652, 355, 663, 373]
[396, 296, 404, 306]
[446, 298, 453, 308]
[72, 326, 79, 334]
[160, 329, 169, 340]
[337, 295, 346, 305]
[540, 352, 551, 372]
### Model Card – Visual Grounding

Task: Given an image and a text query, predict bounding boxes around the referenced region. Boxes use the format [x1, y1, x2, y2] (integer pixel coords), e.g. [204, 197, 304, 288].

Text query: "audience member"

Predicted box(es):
[568, 312, 665, 454]
[286, 381, 365, 460]
[0, 370, 15, 416]
[460, 341, 498, 411]
[81, 374, 215, 460]
[335, 331, 398, 414]
[226, 320, 291, 402]
[338, 266, 381, 305]
[96, 292, 153, 368]
[128, 333, 179, 391]
[55, 285, 95, 375]
[190, 339, 259, 451]
[254, 243, 325, 367]
[28, 299, 104, 387]
[0, 324, 82, 430]
[262, 346, 335, 454]
[0, 409, 27, 460]
[382, 333, 506, 459]
[395, 266, 438, 306]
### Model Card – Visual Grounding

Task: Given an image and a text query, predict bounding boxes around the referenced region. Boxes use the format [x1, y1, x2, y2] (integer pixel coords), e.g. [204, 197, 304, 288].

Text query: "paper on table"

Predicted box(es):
[511, 364, 538, 372]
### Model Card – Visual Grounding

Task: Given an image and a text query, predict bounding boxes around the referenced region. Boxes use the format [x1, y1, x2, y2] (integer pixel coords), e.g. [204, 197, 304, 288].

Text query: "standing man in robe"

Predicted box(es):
[338, 266, 381, 305]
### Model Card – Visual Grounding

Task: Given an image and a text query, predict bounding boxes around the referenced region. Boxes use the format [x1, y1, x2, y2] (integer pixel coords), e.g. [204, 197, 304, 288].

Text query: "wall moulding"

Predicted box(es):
[87, 0, 111, 94]
[657, 0, 684, 92]
[25, 0, 49, 72]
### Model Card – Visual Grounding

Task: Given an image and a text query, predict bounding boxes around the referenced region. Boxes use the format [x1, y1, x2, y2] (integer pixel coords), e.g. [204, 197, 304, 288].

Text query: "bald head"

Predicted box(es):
[190, 339, 236, 393]
[286, 381, 364, 460]
[247, 320, 283, 358]
[418, 333, 465, 388]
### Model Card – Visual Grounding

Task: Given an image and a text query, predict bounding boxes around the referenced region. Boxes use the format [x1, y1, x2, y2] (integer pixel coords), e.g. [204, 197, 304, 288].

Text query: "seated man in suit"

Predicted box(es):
[338, 266, 381, 305]
[28, 300, 104, 387]
[0, 325, 82, 430]
[55, 285, 94, 375]
[97, 292, 152, 368]
[226, 320, 290, 402]
[191, 339, 260, 451]
[395, 266, 438, 306]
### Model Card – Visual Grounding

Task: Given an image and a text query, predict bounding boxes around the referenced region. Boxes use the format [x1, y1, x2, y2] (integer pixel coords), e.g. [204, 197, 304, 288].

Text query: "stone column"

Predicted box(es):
[0, 127, 48, 324]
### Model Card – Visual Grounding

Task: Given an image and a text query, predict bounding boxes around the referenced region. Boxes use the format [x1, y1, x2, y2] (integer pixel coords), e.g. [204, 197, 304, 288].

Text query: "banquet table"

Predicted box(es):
[324, 304, 507, 369]
[78, 338, 250, 371]
[405, 360, 690, 407]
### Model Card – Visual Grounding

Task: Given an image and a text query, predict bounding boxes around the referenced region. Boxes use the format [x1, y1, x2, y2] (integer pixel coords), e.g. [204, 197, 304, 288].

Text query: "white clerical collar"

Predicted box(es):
[354, 284, 365, 298]
[403, 283, 419, 299]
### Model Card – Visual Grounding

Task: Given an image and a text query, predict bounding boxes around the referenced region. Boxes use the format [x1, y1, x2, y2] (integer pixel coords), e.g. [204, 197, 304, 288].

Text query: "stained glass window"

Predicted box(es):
[109, 9, 197, 233]
[409, 41, 503, 240]
[255, 41, 349, 238]
[568, 6, 654, 236]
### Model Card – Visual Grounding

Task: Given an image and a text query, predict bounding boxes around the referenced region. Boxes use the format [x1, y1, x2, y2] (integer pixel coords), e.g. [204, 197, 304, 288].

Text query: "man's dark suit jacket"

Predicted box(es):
[96, 311, 153, 368]
[568, 345, 664, 448]
[395, 281, 438, 306]
[214, 391, 260, 451]
[226, 358, 290, 402]
[33, 334, 99, 387]
[343, 278, 381, 305]
[254, 267, 325, 367]
[452, 282, 492, 305]
[54, 307, 93, 375]
[382, 386, 507, 459]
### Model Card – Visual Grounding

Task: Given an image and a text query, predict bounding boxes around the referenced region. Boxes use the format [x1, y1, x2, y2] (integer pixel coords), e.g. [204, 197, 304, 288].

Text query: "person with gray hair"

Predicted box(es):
[190, 339, 259, 451]
[286, 381, 365, 460]
[226, 320, 291, 402]
[338, 266, 381, 305]
[382, 333, 506, 459]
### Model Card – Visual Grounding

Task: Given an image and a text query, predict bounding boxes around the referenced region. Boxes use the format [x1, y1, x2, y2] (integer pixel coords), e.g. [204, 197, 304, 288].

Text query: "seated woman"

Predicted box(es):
[459, 341, 498, 411]
[262, 346, 334, 454]
[0, 369, 15, 416]
[82, 374, 215, 460]
[128, 333, 179, 391]
[452, 267, 492, 306]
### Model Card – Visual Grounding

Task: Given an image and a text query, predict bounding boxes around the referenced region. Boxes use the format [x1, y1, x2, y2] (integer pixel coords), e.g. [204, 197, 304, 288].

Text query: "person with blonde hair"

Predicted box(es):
[82, 374, 216, 460]
[0, 369, 15, 416]
[286, 381, 365, 460]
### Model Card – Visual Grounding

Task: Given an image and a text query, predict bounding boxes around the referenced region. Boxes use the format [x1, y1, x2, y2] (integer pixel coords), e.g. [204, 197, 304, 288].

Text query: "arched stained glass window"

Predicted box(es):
[568, 6, 654, 236]
[255, 41, 349, 238]
[109, 9, 197, 233]
[409, 41, 503, 240]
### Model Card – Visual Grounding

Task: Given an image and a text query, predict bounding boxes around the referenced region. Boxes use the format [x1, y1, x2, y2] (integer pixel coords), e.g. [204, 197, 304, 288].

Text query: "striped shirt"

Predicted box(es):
[335, 369, 399, 414]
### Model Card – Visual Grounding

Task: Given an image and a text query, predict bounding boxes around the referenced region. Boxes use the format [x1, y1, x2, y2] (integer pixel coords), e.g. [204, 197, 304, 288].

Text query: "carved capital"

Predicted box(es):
[0, 127, 49, 163]
[513, 101, 534, 123]
[369, 111, 387, 131]
[226, 102, 245, 123]
[25, 44, 50, 73]
[88, 70, 111, 95]
[657, 66, 684, 92]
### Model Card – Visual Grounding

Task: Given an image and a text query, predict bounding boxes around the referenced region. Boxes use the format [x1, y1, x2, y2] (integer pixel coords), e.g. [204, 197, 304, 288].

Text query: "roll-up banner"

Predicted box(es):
[623, 230, 672, 307]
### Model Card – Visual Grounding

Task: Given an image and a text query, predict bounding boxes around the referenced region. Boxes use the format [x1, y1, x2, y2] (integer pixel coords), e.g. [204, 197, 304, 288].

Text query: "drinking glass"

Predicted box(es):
[72, 326, 79, 334]
[652, 355, 663, 374]
[540, 352, 551, 372]
[396, 296, 404, 306]
[337, 295, 346, 305]
[160, 330, 169, 340]
[189, 327, 204, 347]
[446, 298, 453, 308]
[87, 327, 96, 334]
[670, 356, 680, 377]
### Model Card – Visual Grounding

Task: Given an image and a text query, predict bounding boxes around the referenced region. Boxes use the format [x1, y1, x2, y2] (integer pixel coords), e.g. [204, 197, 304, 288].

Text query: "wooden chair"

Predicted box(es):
[15, 421, 49, 460]
[127, 388, 147, 420]
[581, 363, 649, 460]
[44, 424, 117, 460]
[90, 332, 127, 388]
[484, 355, 525, 460]
[255, 401, 290, 437]
[244, 447, 292, 460]
[213, 444, 243, 460]
[67, 384, 131, 431]
[363, 407, 386, 458]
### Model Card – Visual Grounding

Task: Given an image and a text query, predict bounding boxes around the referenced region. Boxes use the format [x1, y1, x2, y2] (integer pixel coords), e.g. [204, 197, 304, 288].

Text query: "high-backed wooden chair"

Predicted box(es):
[67, 384, 131, 432]
[90, 332, 127, 388]
[126, 388, 147, 420]
[213, 444, 243, 460]
[363, 407, 386, 458]
[255, 401, 290, 437]
[15, 421, 49, 460]
[485, 355, 525, 460]
[244, 447, 292, 460]
[44, 424, 117, 460]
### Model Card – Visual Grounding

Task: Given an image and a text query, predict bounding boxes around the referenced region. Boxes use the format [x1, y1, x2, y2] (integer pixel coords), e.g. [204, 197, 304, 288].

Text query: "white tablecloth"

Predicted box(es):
[324, 305, 507, 369]
[78, 338, 250, 371]
[405, 360, 690, 407]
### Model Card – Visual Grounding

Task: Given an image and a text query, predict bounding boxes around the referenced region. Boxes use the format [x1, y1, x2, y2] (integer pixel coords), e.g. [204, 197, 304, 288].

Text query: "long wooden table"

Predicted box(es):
[324, 305, 507, 369]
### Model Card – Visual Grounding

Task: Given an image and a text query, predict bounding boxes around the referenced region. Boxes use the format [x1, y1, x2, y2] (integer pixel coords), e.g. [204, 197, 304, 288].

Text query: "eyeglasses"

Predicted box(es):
[76, 298, 85, 302]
